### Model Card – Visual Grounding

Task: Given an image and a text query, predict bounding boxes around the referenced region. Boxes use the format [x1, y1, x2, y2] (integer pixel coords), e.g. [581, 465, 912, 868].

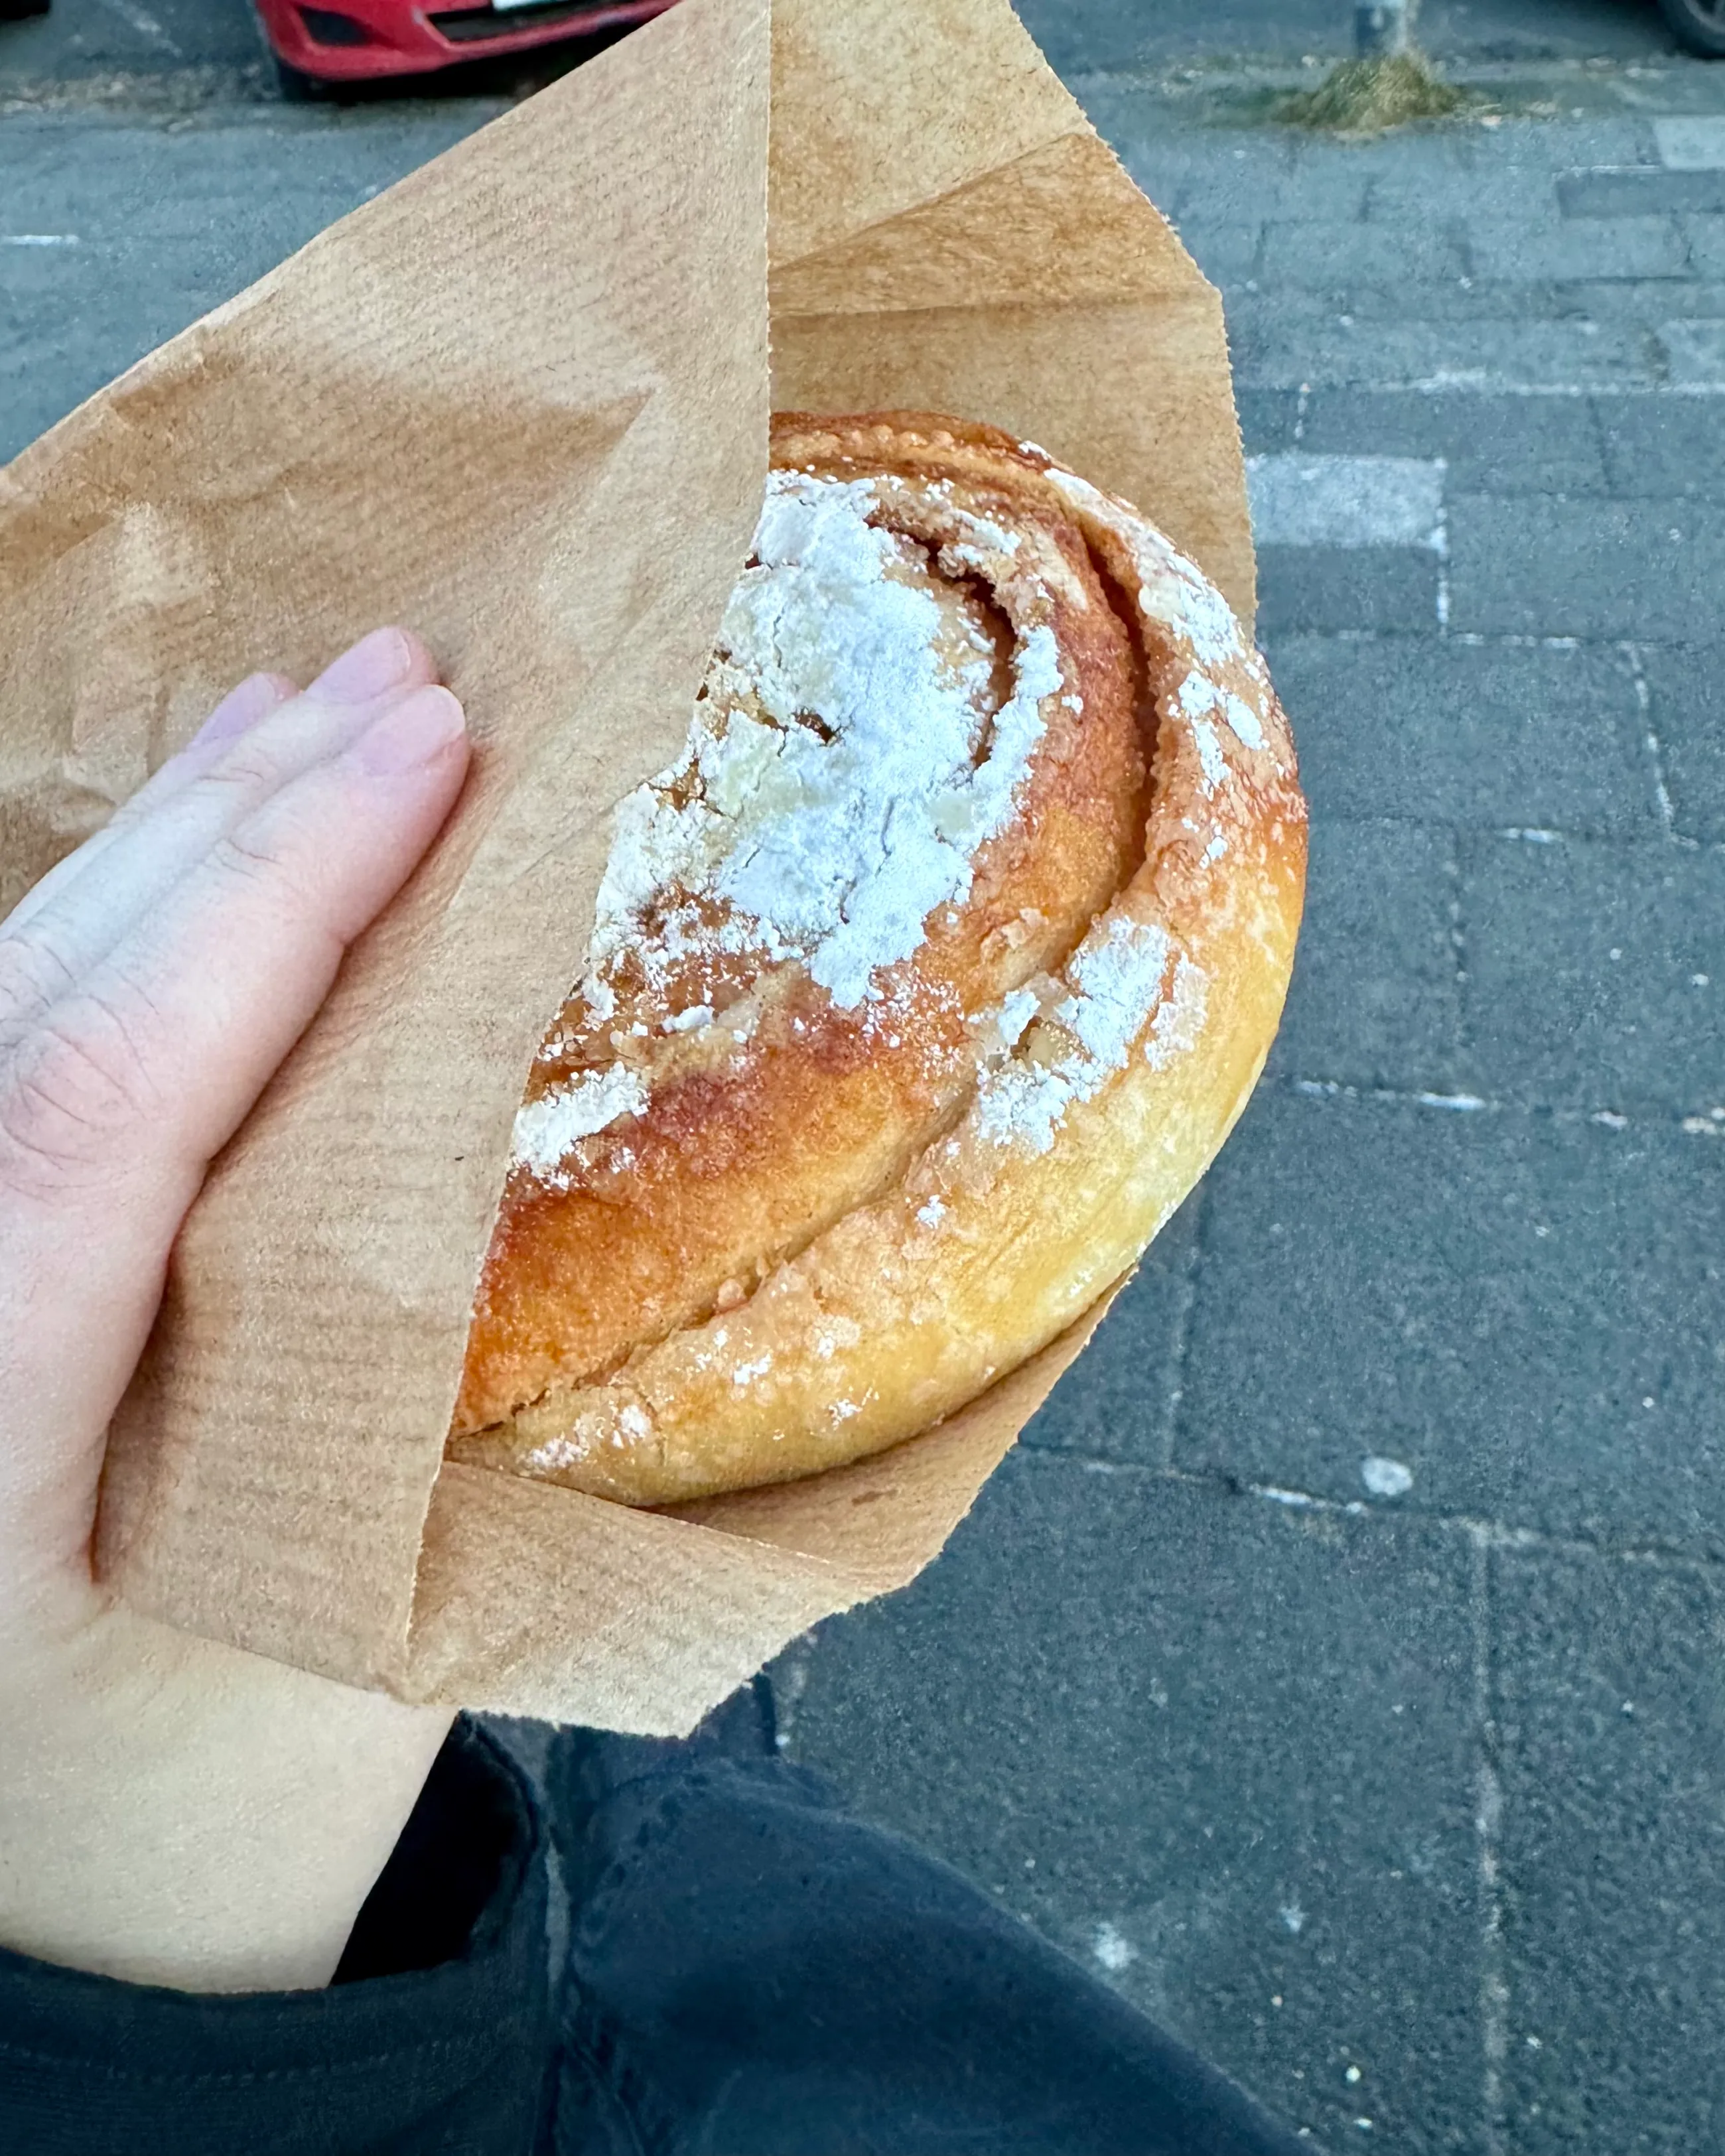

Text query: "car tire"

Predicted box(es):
[274, 56, 330, 100]
[1659, 0, 1725, 56]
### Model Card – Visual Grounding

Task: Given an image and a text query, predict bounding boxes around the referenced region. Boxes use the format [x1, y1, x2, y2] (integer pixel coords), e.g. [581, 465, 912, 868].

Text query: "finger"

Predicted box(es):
[185, 669, 302, 755]
[0, 631, 439, 1029]
[0, 673, 299, 947]
[0, 684, 470, 1570]
[5, 632, 434, 950]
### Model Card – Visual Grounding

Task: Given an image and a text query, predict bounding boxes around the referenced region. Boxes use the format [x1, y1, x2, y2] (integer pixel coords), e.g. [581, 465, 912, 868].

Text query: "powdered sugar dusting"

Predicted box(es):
[525, 1430, 590, 1473]
[1140, 565, 1243, 674]
[508, 469, 1068, 1187]
[512, 1066, 648, 1183]
[973, 1061, 1075, 1158]
[588, 471, 1060, 1014]
[979, 986, 1041, 1059]
[1144, 955, 1208, 1070]
[1221, 687, 1265, 752]
[973, 915, 1182, 1156]
[1041, 466, 1248, 677]
[1176, 665, 1265, 755]
[1056, 915, 1175, 1067]
[1191, 716, 1227, 794]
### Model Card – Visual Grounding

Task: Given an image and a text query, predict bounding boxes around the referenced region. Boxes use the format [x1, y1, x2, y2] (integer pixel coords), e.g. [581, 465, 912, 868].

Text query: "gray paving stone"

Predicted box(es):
[1688, 214, 1725, 277]
[1235, 386, 1302, 454]
[1260, 634, 1661, 837]
[0, 113, 485, 239]
[1460, 833, 1725, 1112]
[1228, 314, 1663, 391]
[1174, 1090, 1725, 1552]
[1170, 217, 1263, 282]
[1652, 115, 1725, 165]
[1249, 450, 1443, 550]
[0, 0, 264, 82]
[1262, 155, 1381, 226]
[1261, 220, 1470, 288]
[1551, 276, 1725, 320]
[1228, 279, 1575, 328]
[1249, 275, 1724, 332]
[1464, 117, 1660, 171]
[1365, 167, 1563, 227]
[1466, 216, 1693, 283]
[1256, 544, 1440, 634]
[1295, 387, 1610, 495]
[1596, 390, 1725, 498]
[1446, 496, 1725, 638]
[777, 1460, 1484, 2156]
[1267, 819, 1464, 1093]
[1558, 167, 1725, 219]
[1661, 318, 1725, 385]
[1492, 1544, 1725, 2155]
[1019, 1191, 1200, 1467]
[1117, 145, 1302, 230]
[1639, 640, 1725, 842]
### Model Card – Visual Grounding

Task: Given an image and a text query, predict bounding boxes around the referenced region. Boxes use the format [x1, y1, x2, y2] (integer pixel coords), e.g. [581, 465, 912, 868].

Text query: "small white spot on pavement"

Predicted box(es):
[1361, 1457, 1414, 1499]
[1092, 1923, 1137, 1972]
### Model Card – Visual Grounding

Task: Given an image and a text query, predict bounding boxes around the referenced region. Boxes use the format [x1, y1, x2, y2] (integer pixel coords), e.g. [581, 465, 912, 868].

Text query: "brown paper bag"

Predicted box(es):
[0, 0, 1251, 1733]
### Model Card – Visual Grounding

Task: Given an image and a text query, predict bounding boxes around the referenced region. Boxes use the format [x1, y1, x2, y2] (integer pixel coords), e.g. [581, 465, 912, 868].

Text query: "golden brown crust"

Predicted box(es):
[456, 414, 1147, 1431]
[450, 411, 1305, 1505]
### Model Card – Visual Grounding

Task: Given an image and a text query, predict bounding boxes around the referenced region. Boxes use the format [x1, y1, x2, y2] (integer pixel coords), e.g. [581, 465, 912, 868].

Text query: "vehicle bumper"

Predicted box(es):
[253, 0, 673, 82]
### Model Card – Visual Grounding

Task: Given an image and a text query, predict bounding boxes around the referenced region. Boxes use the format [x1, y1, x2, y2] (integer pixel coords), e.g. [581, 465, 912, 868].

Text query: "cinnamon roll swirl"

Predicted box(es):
[449, 412, 1305, 1505]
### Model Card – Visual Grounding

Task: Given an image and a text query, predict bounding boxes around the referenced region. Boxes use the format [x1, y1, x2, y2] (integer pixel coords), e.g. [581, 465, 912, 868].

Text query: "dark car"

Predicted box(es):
[1661, 0, 1725, 54]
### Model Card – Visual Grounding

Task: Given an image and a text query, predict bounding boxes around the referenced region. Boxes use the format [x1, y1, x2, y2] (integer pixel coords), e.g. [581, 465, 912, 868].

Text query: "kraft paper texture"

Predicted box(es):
[0, 0, 1251, 1730]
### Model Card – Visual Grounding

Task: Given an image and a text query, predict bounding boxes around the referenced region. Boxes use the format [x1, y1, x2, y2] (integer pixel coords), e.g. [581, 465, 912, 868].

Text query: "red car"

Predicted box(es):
[253, 0, 674, 91]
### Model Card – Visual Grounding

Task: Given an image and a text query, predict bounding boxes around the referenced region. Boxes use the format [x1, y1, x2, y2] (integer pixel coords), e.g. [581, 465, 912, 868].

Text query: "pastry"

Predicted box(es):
[448, 411, 1306, 1506]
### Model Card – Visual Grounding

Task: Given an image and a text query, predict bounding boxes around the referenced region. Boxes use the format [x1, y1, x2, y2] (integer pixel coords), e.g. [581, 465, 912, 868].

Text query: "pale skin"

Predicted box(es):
[0, 627, 472, 1993]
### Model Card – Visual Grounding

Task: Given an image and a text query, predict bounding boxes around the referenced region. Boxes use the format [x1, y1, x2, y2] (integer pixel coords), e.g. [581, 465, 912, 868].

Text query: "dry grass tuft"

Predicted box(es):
[1269, 52, 1470, 136]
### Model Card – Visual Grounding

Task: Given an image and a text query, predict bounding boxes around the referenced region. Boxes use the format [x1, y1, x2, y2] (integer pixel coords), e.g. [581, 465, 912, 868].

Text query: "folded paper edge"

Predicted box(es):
[397, 1278, 1129, 1723]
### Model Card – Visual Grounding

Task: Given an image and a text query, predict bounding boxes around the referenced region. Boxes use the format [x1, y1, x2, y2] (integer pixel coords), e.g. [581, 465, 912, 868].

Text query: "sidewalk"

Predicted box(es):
[3, 23, 1724, 2153]
[774, 81, 1725, 2156]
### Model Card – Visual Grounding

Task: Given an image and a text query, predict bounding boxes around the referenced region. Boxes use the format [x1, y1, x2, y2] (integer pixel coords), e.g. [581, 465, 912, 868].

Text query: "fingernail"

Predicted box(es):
[350, 684, 467, 775]
[310, 627, 417, 705]
[190, 671, 295, 750]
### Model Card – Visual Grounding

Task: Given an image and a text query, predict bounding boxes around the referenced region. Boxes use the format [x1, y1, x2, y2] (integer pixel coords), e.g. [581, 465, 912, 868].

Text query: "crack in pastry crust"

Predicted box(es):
[449, 412, 1305, 1506]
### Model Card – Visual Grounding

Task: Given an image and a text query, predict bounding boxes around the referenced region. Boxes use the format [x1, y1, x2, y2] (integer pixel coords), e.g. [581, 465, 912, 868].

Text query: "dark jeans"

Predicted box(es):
[548, 1688, 1304, 2154]
[1, 1700, 1306, 2155]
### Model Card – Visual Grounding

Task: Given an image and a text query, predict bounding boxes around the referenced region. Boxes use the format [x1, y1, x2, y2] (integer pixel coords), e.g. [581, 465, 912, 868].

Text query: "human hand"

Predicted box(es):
[0, 629, 470, 1992]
